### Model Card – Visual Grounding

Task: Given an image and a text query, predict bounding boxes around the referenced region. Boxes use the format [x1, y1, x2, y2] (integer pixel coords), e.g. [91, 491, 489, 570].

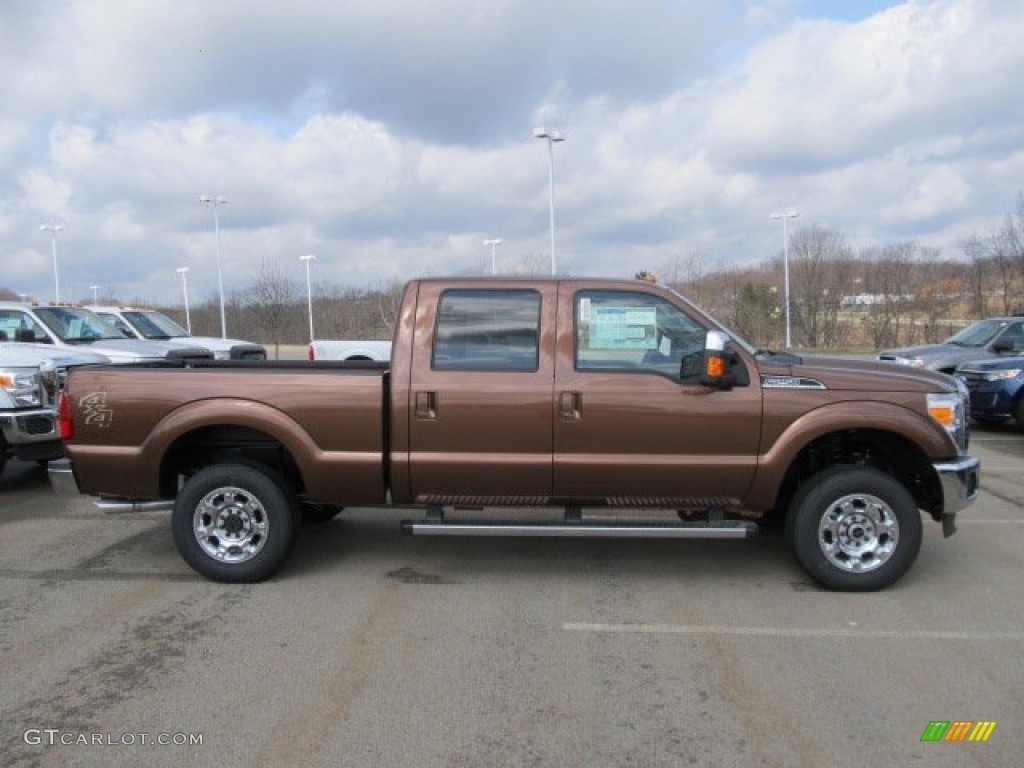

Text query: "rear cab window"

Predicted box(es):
[432, 289, 541, 372]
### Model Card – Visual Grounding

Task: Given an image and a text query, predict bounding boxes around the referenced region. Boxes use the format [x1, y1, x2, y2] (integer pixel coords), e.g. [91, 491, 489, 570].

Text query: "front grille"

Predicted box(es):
[230, 346, 267, 361]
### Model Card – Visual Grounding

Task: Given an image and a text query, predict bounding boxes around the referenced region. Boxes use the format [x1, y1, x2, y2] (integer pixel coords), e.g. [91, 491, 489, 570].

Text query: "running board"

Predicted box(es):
[401, 519, 756, 539]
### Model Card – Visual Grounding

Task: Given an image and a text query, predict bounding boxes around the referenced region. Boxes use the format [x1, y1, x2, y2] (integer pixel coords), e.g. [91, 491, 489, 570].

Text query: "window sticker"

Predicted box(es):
[588, 306, 658, 350]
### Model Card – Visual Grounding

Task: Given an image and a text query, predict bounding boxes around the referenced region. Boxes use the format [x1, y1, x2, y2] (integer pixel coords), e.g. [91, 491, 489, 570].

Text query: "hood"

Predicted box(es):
[0, 342, 110, 368]
[876, 343, 989, 369]
[70, 338, 209, 363]
[758, 353, 957, 393]
[164, 336, 266, 359]
[956, 355, 1024, 372]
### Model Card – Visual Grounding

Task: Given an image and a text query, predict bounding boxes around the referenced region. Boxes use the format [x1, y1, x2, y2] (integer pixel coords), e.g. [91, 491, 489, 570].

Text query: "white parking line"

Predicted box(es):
[563, 623, 1024, 641]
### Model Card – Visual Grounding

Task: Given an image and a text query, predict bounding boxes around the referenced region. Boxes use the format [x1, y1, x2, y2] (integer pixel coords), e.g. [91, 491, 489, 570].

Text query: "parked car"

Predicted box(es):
[878, 316, 1024, 374]
[0, 301, 213, 363]
[0, 341, 108, 479]
[88, 306, 266, 361]
[955, 355, 1024, 429]
[309, 339, 392, 361]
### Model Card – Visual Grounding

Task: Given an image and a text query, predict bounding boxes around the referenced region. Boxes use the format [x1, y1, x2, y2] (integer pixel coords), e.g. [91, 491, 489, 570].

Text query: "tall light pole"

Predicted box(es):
[534, 127, 565, 275]
[300, 254, 315, 344]
[40, 224, 64, 303]
[770, 209, 800, 349]
[483, 238, 502, 275]
[89, 285, 99, 305]
[176, 267, 192, 333]
[199, 195, 228, 338]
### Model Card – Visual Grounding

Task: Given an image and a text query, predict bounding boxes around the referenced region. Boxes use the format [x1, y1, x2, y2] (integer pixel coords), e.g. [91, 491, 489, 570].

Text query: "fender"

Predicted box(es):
[71, 398, 320, 499]
[745, 399, 956, 509]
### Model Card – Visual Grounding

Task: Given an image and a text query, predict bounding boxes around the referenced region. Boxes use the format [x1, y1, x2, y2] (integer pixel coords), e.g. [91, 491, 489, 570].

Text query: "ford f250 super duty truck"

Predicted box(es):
[50, 277, 980, 590]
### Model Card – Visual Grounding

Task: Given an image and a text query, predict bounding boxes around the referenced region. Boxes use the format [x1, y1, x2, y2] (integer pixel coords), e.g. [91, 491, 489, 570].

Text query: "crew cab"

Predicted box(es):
[50, 277, 980, 590]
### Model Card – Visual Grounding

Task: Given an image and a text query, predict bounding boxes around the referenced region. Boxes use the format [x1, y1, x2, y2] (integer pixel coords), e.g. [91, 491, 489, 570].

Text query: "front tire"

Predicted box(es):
[786, 467, 922, 591]
[173, 463, 297, 582]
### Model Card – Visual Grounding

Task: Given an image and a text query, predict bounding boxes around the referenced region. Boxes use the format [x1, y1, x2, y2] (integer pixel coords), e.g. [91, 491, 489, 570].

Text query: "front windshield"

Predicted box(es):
[33, 307, 126, 343]
[123, 310, 189, 339]
[946, 319, 1006, 347]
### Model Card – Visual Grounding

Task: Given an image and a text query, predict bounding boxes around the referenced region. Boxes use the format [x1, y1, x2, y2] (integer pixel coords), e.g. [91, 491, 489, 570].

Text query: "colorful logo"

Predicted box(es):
[920, 721, 996, 742]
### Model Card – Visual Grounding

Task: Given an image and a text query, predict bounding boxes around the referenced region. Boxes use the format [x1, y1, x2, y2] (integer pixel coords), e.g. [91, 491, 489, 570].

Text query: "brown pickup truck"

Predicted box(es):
[50, 277, 979, 590]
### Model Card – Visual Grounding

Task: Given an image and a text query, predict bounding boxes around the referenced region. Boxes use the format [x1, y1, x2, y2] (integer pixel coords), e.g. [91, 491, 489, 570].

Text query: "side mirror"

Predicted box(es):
[699, 330, 736, 390]
[992, 339, 1013, 354]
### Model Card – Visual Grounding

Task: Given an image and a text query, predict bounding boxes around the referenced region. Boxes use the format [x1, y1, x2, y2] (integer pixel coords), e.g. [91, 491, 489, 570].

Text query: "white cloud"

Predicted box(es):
[0, 0, 1021, 305]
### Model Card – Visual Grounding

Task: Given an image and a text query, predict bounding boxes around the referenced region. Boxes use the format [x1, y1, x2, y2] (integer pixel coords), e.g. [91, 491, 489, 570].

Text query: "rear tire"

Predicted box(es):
[786, 467, 922, 591]
[172, 463, 298, 582]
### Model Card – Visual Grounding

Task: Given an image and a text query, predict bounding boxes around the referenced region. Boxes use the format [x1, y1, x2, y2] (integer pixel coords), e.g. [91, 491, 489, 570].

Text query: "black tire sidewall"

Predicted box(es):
[172, 463, 296, 582]
[786, 467, 922, 592]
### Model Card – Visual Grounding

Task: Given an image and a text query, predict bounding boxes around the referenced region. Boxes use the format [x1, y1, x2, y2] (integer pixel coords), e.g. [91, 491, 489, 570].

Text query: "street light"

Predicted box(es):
[770, 209, 800, 349]
[40, 224, 64, 303]
[176, 267, 191, 333]
[300, 254, 315, 344]
[534, 127, 565, 275]
[483, 238, 503, 275]
[199, 195, 228, 338]
[89, 285, 99, 305]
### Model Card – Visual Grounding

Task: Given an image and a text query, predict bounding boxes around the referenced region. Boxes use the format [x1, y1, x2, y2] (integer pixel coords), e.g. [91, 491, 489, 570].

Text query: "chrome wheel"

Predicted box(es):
[193, 485, 269, 564]
[787, 467, 922, 591]
[817, 493, 898, 573]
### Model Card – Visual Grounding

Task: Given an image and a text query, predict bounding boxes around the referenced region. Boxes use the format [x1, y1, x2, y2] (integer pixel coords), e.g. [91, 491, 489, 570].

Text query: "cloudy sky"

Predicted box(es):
[2, 0, 1022, 306]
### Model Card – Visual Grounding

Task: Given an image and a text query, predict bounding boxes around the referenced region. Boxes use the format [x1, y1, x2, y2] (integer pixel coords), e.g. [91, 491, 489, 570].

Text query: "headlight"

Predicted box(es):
[927, 391, 967, 451]
[981, 368, 1022, 381]
[0, 368, 43, 408]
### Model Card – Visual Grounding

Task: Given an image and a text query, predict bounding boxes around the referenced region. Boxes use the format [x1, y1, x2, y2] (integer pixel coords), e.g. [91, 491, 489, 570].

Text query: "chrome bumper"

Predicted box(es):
[933, 455, 981, 537]
[0, 407, 59, 446]
[48, 457, 81, 497]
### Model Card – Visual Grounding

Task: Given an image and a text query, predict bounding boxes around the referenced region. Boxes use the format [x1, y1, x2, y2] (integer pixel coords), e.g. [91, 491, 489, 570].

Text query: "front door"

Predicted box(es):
[553, 284, 762, 506]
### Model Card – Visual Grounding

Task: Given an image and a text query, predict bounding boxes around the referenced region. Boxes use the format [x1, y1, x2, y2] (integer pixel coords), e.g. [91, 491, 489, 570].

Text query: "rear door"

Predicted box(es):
[406, 281, 557, 503]
[553, 284, 763, 506]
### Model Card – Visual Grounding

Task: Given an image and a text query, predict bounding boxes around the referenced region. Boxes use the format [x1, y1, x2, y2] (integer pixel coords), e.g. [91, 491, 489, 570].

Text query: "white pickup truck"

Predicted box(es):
[88, 305, 267, 361]
[0, 341, 108, 479]
[0, 301, 213, 364]
[308, 339, 392, 361]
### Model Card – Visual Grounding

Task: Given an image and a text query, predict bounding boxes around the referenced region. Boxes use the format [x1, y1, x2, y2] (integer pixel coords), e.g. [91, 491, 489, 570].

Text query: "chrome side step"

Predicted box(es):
[96, 498, 175, 514]
[401, 519, 756, 539]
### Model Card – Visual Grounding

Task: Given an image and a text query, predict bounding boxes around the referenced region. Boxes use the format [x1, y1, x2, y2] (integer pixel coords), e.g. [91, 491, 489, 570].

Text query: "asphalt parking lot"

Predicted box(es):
[1, 425, 1022, 767]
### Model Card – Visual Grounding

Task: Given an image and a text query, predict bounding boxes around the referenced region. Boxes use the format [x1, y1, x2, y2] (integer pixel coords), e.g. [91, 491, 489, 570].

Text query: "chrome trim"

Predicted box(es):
[403, 520, 756, 538]
[933, 455, 980, 536]
[95, 498, 175, 513]
[48, 458, 81, 496]
[761, 375, 827, 390]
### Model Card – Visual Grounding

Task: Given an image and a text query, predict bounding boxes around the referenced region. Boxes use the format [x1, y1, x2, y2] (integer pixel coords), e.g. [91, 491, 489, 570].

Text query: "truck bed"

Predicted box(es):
[63, 360, 390, 504]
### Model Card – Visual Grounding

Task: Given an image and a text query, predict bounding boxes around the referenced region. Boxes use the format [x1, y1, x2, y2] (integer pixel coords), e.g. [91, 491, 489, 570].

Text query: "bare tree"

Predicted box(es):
[788, 226, 855, 348]
[238, 259, 302, 358]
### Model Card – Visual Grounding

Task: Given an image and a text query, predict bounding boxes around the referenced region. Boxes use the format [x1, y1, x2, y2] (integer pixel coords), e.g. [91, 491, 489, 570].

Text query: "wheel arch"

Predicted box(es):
[773, 428, 943, 523]
[143, 399, 317, 499]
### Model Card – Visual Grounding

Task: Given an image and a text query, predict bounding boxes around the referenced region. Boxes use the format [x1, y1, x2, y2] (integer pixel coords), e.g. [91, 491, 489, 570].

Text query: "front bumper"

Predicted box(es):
[0, 407, 65, 461]
[933, 455, 981, 537]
